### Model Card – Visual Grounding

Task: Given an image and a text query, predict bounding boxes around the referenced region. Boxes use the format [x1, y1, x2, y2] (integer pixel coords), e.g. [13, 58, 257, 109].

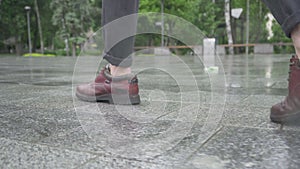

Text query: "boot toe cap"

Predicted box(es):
[76, 83, 94, 96]
[270, 102, 285, 123]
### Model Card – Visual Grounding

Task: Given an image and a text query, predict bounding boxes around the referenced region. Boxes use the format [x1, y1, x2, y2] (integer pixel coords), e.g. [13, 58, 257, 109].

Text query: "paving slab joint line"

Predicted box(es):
[239, 94, 250, 103]
[21, 133, 163, 165]
[0, 136, 106, 159]
[224, 124, 282, 131]
[37, 126, 83, 143]
[184, 125, 224, 162]
[74, 154, 166, 169]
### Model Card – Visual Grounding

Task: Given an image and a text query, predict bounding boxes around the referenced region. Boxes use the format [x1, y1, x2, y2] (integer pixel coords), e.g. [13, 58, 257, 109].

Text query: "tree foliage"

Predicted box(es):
[51, 0, 100, 56]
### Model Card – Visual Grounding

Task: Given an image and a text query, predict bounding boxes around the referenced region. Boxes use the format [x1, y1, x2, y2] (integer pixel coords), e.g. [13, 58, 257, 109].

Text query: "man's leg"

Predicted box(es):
[76, 0, 140, 104]
[262, 0, 300, 56]
[102, 0, 139, 76]
[262, 0, 300, 123]
[291, 24, 300, 56]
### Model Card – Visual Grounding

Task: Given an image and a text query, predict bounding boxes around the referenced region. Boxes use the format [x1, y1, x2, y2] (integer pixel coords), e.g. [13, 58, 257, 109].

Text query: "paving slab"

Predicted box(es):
[189, 126, 300, 169]
[0, 107, 80, 143]
[78, 156, 168, 169]
[0, 54, 300, 168]
[221, 104, 280, 129]
[0, 137, 96, 169]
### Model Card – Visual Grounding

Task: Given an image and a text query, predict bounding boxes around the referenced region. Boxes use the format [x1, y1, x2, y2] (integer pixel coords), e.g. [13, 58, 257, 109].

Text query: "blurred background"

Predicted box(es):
[0, 0, 293, 57]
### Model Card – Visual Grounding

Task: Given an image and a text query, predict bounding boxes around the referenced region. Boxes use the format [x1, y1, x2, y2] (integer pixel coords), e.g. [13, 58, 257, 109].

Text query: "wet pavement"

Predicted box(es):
[0, 54, 299, 169]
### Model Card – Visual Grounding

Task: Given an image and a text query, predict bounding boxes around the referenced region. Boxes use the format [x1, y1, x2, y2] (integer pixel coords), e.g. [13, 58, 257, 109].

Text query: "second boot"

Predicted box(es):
[271, 55, 300, 123]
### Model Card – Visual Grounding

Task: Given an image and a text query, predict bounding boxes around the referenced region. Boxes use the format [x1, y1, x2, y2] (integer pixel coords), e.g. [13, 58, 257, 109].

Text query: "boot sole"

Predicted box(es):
[76, 92, 140, 105]
[270, 112, 300, 124]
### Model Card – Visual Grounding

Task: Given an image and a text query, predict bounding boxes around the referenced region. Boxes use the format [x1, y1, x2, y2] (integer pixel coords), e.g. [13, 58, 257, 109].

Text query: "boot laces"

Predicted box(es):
[288, 57, 298, 81]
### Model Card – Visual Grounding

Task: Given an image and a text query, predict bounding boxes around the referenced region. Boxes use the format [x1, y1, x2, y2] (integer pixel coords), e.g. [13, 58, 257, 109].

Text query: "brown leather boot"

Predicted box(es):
[76, 65, 140, 105]
[271, 55, 300, 123]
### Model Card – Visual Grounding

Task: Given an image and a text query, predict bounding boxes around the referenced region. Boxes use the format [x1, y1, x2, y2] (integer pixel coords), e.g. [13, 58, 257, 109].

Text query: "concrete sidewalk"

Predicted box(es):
[0, 55, 299, 169]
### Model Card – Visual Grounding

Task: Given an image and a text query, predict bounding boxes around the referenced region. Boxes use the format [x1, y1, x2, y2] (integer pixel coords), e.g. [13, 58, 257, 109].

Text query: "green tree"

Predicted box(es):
[0, 0, 292, 55]
[139, 0, 221, 50]
[34, 0, 44, 54]
[0, 0, 33, 55]
[51, 0, 99, 56]
[224, 0, 233, 54]
[231, 0, 269, 47]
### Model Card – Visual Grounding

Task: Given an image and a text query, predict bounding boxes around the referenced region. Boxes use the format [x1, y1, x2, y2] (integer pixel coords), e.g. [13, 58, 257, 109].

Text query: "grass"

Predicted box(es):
[23, 53, 56, 57]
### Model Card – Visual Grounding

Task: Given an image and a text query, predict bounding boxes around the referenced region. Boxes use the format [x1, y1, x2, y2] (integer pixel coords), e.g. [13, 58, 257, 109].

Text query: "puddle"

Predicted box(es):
[189, 154, 228, 169]
[31, 81, 72, 86]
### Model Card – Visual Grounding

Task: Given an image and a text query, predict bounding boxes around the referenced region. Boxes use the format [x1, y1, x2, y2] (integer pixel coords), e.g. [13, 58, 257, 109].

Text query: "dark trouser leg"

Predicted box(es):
[102, 0, 139, 67]
[262, 0, 300, 37]
[262, 0, 300, 123]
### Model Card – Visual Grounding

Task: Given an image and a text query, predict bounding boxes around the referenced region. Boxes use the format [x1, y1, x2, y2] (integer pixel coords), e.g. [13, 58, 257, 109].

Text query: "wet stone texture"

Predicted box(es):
[0, 55, 300, 169]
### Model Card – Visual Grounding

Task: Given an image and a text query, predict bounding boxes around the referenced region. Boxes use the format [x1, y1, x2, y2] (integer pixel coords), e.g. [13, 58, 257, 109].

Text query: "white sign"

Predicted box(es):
[231, 8, 243, 19]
